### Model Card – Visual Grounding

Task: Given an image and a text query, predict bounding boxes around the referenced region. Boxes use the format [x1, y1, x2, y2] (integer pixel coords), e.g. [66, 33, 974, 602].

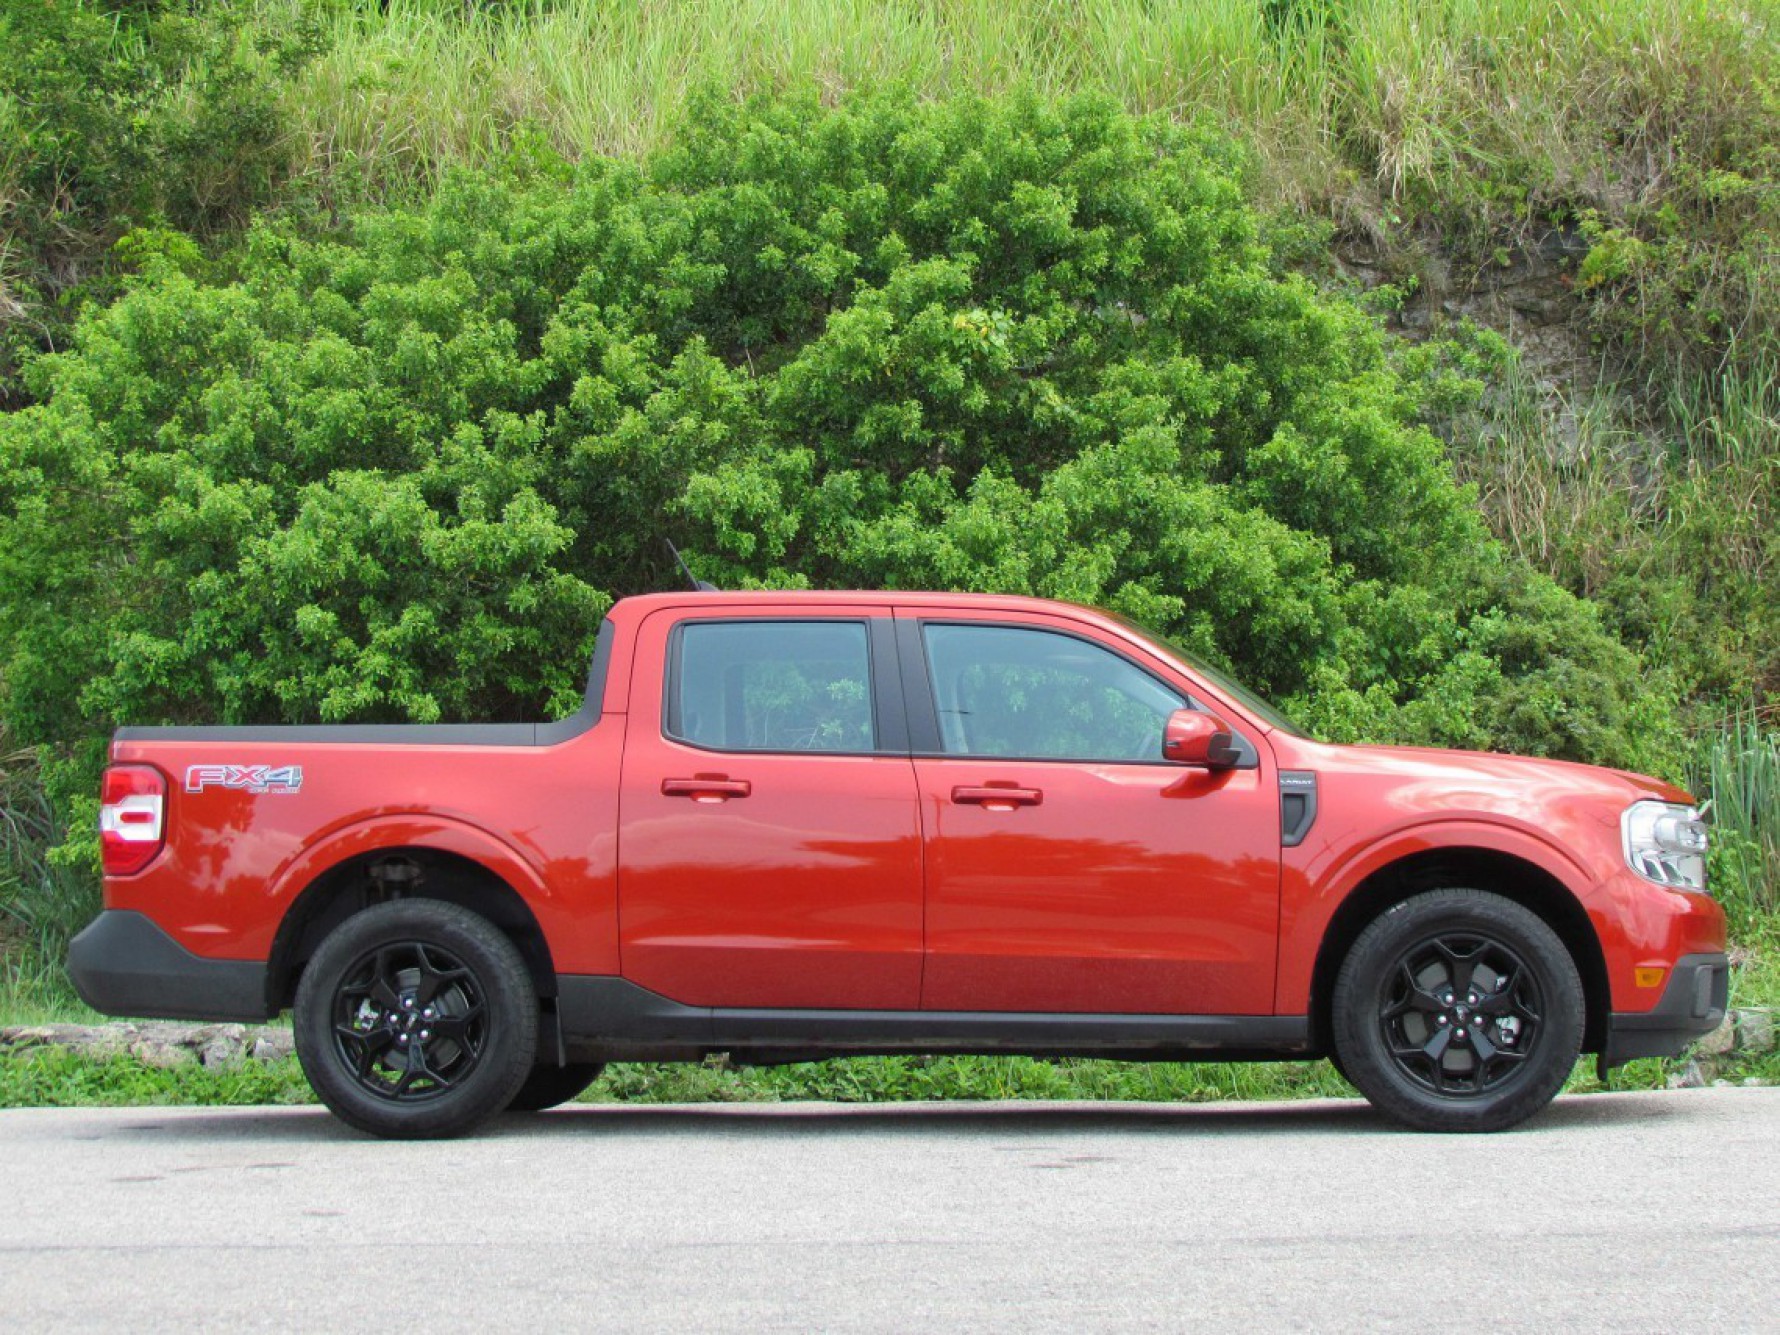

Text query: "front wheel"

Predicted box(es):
[293, 900, 538, 1139]
[1332, 889, 1584, 1133]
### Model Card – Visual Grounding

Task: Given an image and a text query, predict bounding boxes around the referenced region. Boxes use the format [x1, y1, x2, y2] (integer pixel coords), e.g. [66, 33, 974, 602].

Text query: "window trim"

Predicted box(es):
[661, 616, 907, 757]
[899, 618, 1259, 769]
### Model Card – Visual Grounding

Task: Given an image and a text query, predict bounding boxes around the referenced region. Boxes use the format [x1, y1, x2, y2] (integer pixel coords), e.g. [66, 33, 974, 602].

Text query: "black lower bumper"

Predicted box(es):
[1600, 951, 1730, 1070]
[67, 910, 271, 1022]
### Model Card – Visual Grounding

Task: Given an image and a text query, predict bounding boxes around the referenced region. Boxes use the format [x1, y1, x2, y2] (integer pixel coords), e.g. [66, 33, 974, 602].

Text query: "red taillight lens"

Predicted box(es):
[100, 765, 166, 876]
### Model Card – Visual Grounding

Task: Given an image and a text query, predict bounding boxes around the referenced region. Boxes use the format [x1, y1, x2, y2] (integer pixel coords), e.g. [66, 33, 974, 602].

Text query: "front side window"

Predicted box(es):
[669, 620, 874, 753]
[922, 623, 1185, 762]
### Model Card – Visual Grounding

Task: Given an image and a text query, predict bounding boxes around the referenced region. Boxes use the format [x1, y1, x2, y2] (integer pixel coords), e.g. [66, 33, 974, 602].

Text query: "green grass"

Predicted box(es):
[1698, 715, 1780, 928]
[4, 1046, 1770, 1113]
[0, 1046, 315, 1108]
[0, 743, 97, 1021]
[281, 0, 1777, 212]
[591, 1055, 1360, 1106]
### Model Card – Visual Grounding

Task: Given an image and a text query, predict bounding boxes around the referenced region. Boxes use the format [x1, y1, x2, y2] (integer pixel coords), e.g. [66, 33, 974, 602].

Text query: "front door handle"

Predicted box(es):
[951, 784, 1043, 810]
[662, 776, 752, 802]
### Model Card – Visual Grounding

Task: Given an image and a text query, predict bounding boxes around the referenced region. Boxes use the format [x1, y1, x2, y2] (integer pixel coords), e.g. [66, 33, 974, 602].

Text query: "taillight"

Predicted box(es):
[100, 765, 166, 876]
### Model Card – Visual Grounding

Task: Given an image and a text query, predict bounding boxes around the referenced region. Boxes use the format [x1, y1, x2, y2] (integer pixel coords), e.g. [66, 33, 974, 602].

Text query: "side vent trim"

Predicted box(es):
[1280, 770, 1318, 848]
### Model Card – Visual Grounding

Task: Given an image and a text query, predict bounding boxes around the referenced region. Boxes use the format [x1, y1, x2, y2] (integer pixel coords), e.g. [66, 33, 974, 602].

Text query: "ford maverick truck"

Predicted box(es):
[70, 591, 1727, 1137]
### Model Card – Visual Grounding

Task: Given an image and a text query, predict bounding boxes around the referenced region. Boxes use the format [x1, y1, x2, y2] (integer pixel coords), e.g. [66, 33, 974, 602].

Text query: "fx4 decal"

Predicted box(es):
[184, 764, 304, 795]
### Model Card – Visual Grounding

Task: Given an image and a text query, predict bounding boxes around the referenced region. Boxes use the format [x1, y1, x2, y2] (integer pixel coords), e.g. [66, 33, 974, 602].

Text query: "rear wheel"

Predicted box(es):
[507, 1060, 605, 1112]
[293, 900, 538, 1139]
[1332, 889, 1583, 1132]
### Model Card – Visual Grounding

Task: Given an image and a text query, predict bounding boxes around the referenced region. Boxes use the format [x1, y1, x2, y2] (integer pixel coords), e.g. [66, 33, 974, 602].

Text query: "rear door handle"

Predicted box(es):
[951, 785, 1043, 809]
[662, 776, 752, 802]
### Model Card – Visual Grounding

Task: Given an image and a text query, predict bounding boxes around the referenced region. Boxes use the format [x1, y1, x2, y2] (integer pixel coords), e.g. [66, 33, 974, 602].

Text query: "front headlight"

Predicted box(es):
[1622, 800, 1709, 892]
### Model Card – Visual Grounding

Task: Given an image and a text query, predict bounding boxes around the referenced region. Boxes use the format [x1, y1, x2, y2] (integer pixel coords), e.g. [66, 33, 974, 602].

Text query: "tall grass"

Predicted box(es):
[279, 0, 1778, 215]
[0, 743, 96, 1019]
[1698, 712, 1780, 930]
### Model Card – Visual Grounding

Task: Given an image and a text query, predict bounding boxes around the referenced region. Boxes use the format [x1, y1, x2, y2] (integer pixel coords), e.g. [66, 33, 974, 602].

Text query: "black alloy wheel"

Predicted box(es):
[330, 940, 488, 1103]
[294, 900, 537, 1139]
[1332, 888, 1584, 1132]
[1376, 931, 1543, 1098]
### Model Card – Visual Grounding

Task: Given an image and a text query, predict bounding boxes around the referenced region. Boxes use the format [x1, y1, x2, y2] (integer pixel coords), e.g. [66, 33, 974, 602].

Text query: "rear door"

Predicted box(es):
[617, 607, 922, 1009]
[901, 609, 1281, 1015]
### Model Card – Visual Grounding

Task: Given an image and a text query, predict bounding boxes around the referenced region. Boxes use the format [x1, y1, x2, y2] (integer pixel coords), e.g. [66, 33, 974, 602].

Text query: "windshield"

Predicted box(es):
[1104, 612, 1308, 738]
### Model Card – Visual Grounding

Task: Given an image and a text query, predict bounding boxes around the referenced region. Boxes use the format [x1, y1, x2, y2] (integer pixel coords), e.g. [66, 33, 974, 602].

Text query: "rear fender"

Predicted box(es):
[267, 814, 554, 914]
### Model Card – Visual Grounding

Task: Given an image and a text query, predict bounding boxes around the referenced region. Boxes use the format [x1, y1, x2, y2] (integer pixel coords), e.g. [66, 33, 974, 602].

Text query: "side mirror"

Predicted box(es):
[1163, 709, 1240, 769]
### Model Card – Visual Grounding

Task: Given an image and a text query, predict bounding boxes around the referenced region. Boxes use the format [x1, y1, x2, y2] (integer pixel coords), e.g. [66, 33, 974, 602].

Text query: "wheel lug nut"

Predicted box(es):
[420, 1030, 430, 1040]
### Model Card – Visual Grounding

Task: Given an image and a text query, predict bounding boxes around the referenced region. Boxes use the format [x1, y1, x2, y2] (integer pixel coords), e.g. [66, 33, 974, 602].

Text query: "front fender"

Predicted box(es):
[1275, 817, 1600, 1013]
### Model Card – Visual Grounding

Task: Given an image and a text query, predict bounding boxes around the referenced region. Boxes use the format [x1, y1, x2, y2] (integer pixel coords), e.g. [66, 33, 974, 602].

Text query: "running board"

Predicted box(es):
[556, 976, 1311, 1062]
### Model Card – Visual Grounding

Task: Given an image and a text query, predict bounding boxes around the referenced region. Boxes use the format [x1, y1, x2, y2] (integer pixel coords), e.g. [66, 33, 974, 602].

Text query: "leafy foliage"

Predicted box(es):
[0, 0, 319, 403]
[0, 91, 1675, 802]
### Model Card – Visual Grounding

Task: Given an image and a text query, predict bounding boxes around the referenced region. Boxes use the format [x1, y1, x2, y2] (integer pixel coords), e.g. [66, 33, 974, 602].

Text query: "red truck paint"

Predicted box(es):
[72, 590, 1728, 1137]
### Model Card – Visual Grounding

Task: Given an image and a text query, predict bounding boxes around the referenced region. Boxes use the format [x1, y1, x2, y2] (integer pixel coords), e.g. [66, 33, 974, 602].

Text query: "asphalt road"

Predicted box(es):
[2, 1089, 1775, 1332]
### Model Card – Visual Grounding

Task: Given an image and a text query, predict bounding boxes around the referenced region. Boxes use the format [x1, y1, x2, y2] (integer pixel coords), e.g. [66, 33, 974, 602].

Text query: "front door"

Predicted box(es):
[904, 612, 1281, 1015]
[618, 609, 922, 1009]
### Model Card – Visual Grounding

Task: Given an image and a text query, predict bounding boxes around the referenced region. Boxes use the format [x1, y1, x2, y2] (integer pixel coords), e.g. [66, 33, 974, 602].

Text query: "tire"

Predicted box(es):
[1332, 888, 1584, 1133]
[506, 1061, 606, 1112]
[293, 900, 538, 1139]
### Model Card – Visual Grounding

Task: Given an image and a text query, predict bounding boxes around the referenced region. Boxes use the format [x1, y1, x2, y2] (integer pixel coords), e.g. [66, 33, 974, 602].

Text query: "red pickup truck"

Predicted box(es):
[70, 591, 1726, 1137]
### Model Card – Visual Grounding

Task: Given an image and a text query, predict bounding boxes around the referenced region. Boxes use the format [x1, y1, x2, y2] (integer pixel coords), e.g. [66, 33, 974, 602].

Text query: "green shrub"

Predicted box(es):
[0, 90, 1676, 837]
[0, 0, 319, 404]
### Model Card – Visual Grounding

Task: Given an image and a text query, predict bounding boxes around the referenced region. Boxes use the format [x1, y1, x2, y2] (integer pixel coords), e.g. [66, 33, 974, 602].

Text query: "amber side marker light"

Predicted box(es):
[100, 764, 167, 876]
[1635, 966, 1669, 990]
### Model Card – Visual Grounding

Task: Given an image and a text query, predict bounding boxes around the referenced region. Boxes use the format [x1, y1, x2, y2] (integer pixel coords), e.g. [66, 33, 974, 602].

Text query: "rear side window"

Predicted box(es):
[922, 623, 1185, 762]
[668, 621, 875, 753]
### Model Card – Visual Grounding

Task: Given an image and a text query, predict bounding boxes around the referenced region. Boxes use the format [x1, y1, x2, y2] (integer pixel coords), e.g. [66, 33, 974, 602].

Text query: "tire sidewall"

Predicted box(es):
[506, 1061, 607, 1113]
[294, 900, 538, 1139]
[1333, 889, 1585, 1133]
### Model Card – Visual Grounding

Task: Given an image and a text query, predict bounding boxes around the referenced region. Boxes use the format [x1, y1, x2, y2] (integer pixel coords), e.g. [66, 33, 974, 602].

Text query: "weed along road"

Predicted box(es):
[3, 1089, 1775, 1331]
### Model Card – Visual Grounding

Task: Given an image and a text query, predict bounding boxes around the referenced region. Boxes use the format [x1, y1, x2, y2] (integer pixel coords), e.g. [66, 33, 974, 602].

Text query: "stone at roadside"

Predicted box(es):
[2, 1021, 295, 1067]
[195, 1024, 248, 1067]
[1666, 1059, 1706, 1090]
[251, 1030, 295, 1062]
[1737, 1007, 1774, 1053]
[129, 1036, 196, 1069]
[1695, 1019, 1735, 1057]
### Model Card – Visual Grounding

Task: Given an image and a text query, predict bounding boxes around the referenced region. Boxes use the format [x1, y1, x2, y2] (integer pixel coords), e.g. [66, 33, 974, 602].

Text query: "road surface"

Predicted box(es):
[2, 1089, 1775, 1330]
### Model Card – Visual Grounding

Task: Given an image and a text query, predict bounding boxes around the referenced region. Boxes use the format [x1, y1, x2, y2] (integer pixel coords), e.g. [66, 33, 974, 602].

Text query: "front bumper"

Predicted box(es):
[1600, 951, 1730, 1070]
[67, 910, 272, 1022]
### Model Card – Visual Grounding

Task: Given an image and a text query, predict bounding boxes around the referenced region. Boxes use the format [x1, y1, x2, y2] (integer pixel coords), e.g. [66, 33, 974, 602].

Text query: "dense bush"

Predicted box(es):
[0, 0, 317, 405]
[0, 91, 1678, 819]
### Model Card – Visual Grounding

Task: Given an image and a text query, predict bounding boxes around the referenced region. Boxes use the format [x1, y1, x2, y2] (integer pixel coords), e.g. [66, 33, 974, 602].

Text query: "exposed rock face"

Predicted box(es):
[1331, 226, 1667, 476]
[1336, 226, 1597, 385]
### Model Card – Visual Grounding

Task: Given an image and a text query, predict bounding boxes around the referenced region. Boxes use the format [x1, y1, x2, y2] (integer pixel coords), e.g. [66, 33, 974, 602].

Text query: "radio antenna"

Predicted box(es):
[664, 539, 718, 592]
